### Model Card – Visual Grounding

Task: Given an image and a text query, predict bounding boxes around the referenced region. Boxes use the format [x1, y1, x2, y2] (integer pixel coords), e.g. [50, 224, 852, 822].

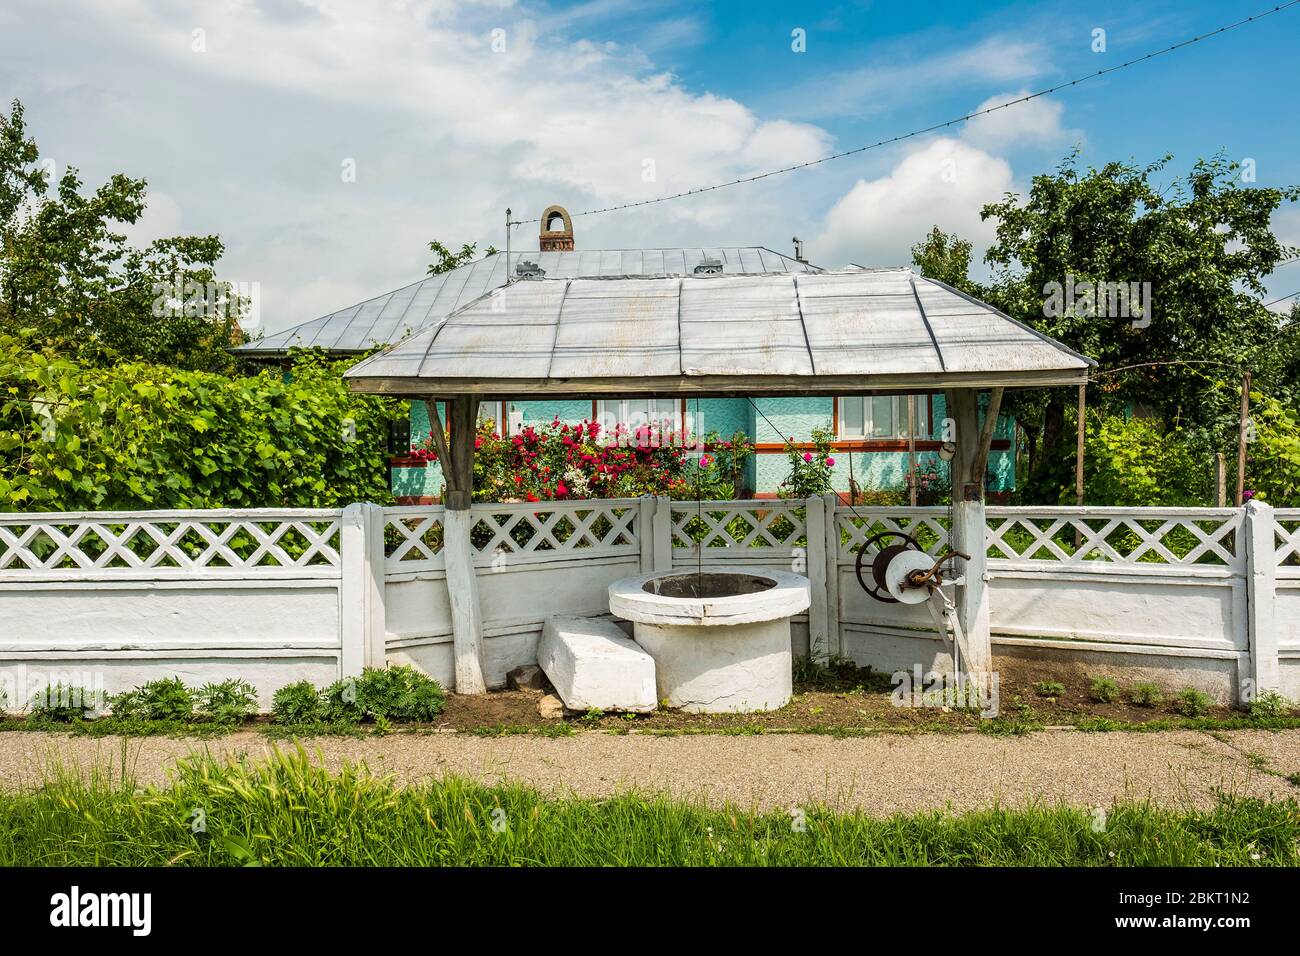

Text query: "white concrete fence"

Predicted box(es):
[1, 498, 1296, 708]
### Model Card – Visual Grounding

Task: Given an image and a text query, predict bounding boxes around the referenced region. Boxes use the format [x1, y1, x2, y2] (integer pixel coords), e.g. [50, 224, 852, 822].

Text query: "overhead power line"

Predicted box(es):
[515, 1, 1300, 225]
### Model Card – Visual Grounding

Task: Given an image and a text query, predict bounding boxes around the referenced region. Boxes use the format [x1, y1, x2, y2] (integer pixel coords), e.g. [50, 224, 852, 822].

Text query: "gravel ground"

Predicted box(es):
[5, 733, 1294, 816]
[1, 729, 1297, 815]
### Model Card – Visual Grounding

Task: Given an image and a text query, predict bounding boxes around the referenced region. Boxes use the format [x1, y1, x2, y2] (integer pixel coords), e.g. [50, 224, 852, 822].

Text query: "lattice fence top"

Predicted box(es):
[984, 507, 1241, 572]
[0, 510, 343, 579]
[1275, 509, 1300, 573]
[835, 507, 951, 560]
[671, 501, 806, 557]
[383, 500, 642, 572]
[471, 501, 639, 566]
[383, 507, 446, 570]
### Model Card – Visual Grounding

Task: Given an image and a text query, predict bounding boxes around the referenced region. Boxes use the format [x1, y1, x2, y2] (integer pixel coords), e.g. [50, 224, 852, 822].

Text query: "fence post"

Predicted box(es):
[822, 493, 841, 659]
[805, 496, 829, 663]
[952, 498, 991, 674]
[339, 503, 368, 678]
[639, 496, 657, 572]
[363, 502, 387, 669]
[652, 496, 673, 571]
[1244, 499, 1279, 697]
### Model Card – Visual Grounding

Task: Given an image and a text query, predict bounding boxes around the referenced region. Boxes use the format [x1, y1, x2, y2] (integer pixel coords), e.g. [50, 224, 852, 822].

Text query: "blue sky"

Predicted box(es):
[2, 0, 1297, 334]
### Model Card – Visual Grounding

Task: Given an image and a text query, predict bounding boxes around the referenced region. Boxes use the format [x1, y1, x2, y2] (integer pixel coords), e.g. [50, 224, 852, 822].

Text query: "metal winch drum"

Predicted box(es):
[853, 530, 973, 666]
[853, 530, 968, 604]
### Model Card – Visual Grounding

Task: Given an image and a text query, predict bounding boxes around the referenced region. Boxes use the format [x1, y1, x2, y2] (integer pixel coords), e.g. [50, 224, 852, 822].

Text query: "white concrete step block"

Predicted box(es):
[538, 616, 657, 713]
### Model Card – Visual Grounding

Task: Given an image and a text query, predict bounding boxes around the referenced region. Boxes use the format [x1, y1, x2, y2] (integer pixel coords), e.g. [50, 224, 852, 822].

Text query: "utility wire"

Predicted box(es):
[514, 1, 1300, 225]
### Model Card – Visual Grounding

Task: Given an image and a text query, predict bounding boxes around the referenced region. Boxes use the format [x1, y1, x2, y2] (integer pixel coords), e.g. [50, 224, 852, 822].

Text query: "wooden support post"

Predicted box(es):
[1215, 453, 1227, 508]
[433, 397, 486, 695]
[1236, 372, 1251, 507]
[805, 496, 829, 663]
[1075, 384, 1086, 507]
[1074, 383, 1086, 549]
[944, 388, 996, 676]
[907, 396, 918, 507]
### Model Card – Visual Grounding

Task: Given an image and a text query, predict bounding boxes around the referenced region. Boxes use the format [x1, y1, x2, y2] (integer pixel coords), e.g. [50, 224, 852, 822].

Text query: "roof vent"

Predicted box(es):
[538, 205, 574, 252]
[693, 256, 724, 275]
[515, 259, 546, 279]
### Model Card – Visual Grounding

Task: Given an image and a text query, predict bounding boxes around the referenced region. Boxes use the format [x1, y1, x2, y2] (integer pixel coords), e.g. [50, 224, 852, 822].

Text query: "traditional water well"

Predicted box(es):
[608, 567, 811, 713]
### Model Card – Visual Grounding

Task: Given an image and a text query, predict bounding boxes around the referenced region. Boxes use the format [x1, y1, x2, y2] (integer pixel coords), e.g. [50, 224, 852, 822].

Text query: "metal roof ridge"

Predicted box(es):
[916, 275, 1098, 368]
[908, 274, 947, 373]
[543, 279, 573, 381]
[792, 275, 816, 375]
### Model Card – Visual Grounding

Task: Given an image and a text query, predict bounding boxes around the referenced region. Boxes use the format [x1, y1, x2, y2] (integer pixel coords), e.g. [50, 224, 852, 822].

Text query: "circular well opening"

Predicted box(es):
[642, 573, 777, 600]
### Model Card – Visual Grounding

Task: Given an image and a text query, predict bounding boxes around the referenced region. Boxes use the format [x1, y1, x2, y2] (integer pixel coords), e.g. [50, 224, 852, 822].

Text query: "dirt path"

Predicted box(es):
[1, 729, 1297, 815]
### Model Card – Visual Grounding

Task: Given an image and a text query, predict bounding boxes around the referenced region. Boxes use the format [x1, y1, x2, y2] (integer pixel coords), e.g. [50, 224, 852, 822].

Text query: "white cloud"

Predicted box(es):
[961, 91, 1077, 151]
[780, 35, 1049, 120]
[1, 0, 831, 333]
[811, 138, 1014, 271]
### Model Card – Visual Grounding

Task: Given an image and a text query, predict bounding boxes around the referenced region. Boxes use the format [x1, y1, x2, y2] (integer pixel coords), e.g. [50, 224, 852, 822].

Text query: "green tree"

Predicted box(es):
[0, 99, 246, 372]
[979, 152, 1299, 499]
[427, 239, 497, 275]
[911, 226, 982, 296]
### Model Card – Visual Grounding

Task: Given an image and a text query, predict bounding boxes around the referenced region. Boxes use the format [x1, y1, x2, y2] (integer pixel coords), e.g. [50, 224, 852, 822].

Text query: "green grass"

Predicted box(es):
[0, 717, 235, 739]
[2, 747, 1296, 866]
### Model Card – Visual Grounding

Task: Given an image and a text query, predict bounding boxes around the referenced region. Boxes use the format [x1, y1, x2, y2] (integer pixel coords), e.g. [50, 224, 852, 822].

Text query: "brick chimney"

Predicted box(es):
[538, 205, 574, 252]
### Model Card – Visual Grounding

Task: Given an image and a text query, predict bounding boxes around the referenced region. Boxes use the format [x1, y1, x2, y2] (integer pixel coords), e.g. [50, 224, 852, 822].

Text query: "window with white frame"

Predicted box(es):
[596, 399, 681, 439]
[838, 395, 929, 440]
[475, 401, 506, 431]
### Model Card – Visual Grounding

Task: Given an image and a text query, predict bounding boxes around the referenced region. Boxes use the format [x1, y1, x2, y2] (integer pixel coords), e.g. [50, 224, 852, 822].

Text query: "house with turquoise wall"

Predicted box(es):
[238, 206, 1016, 503]
[391, 392, 1015, 502]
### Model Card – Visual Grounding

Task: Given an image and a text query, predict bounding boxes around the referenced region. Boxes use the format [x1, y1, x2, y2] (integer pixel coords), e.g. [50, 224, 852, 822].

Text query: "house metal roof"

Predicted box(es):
[344, 268, 1094, 398]
[237, 246, 818, 356]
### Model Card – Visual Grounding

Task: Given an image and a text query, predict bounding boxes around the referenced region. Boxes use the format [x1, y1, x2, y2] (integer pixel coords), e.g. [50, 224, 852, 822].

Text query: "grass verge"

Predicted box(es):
[1, 747, 1297, 866]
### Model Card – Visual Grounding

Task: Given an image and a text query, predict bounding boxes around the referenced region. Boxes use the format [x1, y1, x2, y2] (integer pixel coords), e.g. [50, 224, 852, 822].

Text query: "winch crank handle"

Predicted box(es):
[904, 550, 972, 589]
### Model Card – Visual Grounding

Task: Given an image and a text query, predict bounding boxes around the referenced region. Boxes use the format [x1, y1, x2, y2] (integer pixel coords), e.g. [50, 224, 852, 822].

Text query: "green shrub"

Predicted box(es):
[272, 681, 324, 724]
[196, 679, 258, 724]
[779, 425, 836, 499]
[318, 666, 447, 724]
[30, 683, 104, 721]
[321, 678, 366, 724]
[108, 689, 147, 722]
[1246, 393, 1300, 508]
[1033, 681, 1066, 698]
[354, 665, 446, 722]
[1, 336, 401, 511]
[111, 678, 194, 722]
[1174, 688, 1213, 718]
[1089, 677, 1120, 703]
[1130, 683, 1163, 707]
[1248, 690, 1291, 719]
[1082, 416, 1202, 508]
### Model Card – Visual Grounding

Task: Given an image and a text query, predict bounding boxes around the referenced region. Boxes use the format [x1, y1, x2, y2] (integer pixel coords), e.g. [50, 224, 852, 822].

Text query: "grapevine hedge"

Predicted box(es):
[0, 334, 401, 511]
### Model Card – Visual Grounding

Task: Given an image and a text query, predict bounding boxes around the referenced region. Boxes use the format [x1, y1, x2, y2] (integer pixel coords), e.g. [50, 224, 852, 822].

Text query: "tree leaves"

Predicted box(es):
[0, 99, 249, 373]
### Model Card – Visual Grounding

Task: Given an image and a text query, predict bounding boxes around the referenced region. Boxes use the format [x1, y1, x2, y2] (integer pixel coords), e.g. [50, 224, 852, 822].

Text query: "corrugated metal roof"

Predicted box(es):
[344, 268, 1095, 396]
[237, 246, 818, 356]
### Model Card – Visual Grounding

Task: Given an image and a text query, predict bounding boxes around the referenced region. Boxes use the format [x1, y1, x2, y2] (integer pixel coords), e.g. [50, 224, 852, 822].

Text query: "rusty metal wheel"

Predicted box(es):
[854, 530, 923, 604]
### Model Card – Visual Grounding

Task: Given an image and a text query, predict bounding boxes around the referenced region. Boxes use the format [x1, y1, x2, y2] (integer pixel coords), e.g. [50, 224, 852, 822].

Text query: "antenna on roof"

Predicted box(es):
[792, 236, 806, 264]
[505, 208, 513, 284]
